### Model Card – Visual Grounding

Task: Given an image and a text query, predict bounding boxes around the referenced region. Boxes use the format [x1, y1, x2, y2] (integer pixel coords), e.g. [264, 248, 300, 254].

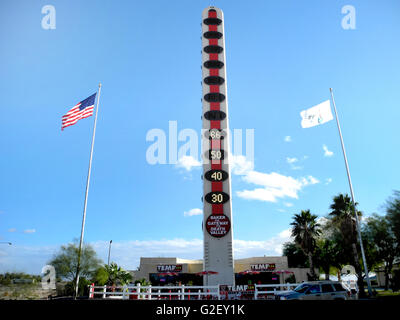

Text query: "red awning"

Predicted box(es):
[157, 272, 178, 276]
[196, 270, 219, 275]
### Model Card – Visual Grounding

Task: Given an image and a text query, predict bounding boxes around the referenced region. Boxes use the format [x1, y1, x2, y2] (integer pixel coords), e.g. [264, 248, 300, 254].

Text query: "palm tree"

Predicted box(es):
[290, 210, 321, 280]
[104, 263, 132, 287]
[329, 193, 365, 296]
[315, 238, 343, 281]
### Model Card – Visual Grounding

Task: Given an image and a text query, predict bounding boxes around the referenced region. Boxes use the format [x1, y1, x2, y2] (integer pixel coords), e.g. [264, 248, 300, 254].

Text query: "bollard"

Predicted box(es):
[137, 283, 141, 300]
[102, 285, 107, 299]
[89, 283, 94, 299]
[122, 285, 127, 300]
[148, 285, 152, 300]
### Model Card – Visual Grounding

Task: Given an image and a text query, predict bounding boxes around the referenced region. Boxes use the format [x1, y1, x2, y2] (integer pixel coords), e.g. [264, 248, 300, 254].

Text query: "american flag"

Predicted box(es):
[61, 93, 96, 130]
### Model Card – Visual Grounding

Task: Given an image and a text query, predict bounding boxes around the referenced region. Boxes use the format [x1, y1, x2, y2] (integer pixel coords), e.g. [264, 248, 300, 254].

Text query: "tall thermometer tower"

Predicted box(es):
[201, 6, 235, 287]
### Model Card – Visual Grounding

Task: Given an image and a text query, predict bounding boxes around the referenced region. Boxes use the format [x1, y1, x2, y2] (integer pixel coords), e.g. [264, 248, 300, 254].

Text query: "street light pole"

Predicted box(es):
[107, 240, 112, 266]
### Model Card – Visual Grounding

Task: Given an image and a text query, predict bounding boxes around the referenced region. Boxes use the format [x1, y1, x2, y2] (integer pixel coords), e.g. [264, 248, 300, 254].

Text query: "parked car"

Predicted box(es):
[275, 281, 351, 300]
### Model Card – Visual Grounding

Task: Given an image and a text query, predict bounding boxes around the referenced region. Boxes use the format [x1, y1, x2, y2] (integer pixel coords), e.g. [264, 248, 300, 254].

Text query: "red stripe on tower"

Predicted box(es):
[208, 9, 223, 213]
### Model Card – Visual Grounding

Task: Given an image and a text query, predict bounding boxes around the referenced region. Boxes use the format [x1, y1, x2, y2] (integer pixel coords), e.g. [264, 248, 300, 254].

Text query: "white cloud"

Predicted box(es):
[235, 228, 293, 256]
[0, 244, 59, 274]
[283, 202, 294, 207]
[323, 144, 333, 157]
[184, 208, 203, 217]
[8, 228, 17, 233]
[325, 178, 333, 185]
[284, 136, 292, 142]
[286, 157, 302, 170]
[237, 188, 280, 202]
[286, 157, 298, 164]
[237, 171, 319, 203]
[23, 229, 36, 234]
[278, 228, 292, 239]
[230, 154, 254, 175]
[176, 155, 201, 171]
[302, 175, 319, 185]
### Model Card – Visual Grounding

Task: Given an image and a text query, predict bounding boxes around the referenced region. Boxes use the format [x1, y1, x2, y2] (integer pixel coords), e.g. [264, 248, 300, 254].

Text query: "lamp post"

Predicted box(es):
[107, 240, 112, 266]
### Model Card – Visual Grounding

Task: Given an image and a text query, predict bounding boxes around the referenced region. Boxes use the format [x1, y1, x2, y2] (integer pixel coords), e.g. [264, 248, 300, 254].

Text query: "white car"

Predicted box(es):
[276, 281, 351, 300]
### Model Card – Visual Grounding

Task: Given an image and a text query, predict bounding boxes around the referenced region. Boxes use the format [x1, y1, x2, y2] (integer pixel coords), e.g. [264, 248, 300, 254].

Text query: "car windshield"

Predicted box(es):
[293, 283, 311, 293]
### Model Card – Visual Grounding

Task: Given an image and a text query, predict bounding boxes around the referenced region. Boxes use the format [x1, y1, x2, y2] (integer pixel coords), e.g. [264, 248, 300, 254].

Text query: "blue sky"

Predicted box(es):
[1, 0, 399, 274]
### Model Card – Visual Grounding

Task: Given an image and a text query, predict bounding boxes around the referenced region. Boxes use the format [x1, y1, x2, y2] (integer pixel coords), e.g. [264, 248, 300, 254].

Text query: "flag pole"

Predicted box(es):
[74, 83, 102, 299]
[329, 87, 373, 297]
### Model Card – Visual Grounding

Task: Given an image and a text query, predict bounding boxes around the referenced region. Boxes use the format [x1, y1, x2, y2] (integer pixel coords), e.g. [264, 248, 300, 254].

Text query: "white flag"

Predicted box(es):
[300, 100, 333, 128]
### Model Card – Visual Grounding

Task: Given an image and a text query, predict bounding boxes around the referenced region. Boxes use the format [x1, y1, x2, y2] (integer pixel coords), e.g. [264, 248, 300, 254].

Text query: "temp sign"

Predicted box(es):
[157, 265, 183, 272]
[250, 264, 276, 271]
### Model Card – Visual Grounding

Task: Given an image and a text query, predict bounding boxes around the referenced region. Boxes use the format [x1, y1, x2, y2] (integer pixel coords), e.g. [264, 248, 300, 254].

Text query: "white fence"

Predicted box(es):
[88, 283, 299, 300]
[254, 283, 299, 300]
[89, 281, 356, 300]
[88, 283, 220, 300]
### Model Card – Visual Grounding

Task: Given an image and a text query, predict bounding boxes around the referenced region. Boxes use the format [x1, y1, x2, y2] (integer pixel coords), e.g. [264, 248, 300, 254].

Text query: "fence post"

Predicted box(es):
[188, 289, 190, 301]
[122, 285, 127, 300]
[181, 285, 185, 300]
[137, 283, 141, 300]
[254, 285, 258, 300]
[148, 285, 152, 300]
[102, 285, 106, 299]
[158, 289, 161, 300]
[198, 289, 201, 300]
[89, 283, 94, 299]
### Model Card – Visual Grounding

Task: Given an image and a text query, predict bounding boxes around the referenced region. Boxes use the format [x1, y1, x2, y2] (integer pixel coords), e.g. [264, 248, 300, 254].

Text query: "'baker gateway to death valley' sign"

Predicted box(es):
[206, 214, 231, 237]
